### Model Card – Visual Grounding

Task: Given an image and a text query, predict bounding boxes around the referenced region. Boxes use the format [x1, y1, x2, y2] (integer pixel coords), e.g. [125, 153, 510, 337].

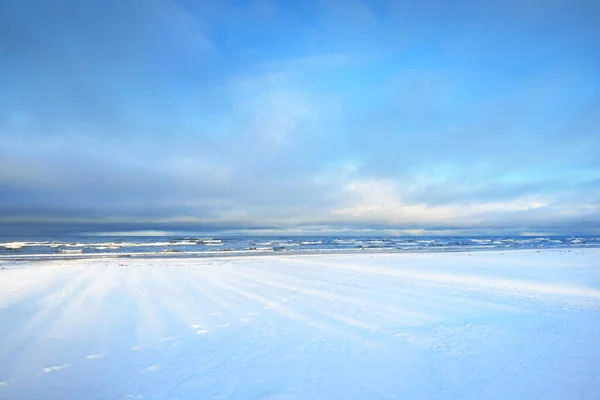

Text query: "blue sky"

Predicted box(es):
[1, 0, 599, 236]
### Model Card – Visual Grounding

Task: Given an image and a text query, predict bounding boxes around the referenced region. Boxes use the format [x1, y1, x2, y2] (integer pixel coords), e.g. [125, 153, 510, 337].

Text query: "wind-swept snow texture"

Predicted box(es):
[1, 249, 599, 399]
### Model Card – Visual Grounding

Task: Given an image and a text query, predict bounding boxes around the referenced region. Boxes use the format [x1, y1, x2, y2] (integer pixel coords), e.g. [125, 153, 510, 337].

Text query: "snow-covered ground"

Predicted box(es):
[1, 249, 599, 399]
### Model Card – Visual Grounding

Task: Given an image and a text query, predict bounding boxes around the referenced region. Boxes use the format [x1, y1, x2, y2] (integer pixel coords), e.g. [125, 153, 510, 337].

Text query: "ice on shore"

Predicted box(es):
[0, 249, 599, 399]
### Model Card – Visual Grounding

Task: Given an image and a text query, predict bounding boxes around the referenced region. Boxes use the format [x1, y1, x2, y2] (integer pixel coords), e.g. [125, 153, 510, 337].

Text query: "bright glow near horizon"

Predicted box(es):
[0, 0, 599, 236]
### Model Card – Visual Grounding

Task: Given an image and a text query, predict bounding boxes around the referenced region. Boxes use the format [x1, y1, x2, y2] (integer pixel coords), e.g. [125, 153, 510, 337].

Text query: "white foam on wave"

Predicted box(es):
[197, 239, 222, 244]
[12, 241, 205, 249]
[470, 239, 491, 244]
[333, 239, 356, 244]
[88, 242, 169, 248]
[47, 240, 217, 249]
[1, 241, 52, 246]
[2, 242, 26, 250]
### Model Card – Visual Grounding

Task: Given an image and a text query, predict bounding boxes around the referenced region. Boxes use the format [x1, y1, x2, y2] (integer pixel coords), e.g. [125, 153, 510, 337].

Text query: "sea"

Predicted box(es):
[1, 235, 599, 260]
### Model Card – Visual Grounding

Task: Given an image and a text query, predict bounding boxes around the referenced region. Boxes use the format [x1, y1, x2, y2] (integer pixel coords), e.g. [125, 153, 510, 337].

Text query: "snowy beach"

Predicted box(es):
[1, 249, 599, 399]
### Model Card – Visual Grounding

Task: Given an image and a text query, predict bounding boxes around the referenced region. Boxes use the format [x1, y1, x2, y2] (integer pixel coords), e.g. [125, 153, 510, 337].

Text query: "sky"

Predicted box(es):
[1, 0, 599, 236]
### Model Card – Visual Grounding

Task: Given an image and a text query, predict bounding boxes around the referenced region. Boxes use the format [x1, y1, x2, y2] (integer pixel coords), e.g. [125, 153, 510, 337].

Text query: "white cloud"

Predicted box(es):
[330, 177, 556, 226]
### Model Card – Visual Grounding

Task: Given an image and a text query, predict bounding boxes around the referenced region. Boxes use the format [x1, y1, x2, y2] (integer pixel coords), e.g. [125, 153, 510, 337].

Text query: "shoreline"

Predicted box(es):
[2, 235, 597, 263]
[1, 245, 598, 265]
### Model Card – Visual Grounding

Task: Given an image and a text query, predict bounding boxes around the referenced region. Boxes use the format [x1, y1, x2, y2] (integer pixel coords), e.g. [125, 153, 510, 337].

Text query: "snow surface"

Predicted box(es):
[1, 249, 599, 399]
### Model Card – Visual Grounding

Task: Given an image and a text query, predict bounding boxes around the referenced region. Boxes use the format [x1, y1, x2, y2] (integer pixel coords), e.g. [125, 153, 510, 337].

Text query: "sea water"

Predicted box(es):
[1, 235, 598, 260]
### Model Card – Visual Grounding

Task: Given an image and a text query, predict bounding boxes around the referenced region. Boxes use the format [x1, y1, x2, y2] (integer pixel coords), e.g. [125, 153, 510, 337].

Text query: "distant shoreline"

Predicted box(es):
[1, 245, 598, 263]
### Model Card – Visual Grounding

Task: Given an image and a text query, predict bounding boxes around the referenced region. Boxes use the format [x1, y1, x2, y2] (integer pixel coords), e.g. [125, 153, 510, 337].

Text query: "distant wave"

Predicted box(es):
[2, 242, 26, 250]
[1, 236, 599, 259]
[470, 239, 491, 243]
[333, 239, 356, 244]
[1, 240, 223, 249]
[196, 239, 222, 244]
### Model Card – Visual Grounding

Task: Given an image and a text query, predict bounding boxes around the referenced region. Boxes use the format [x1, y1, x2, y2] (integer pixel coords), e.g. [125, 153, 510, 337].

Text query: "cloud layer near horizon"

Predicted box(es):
[1, 0, 599, 235]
